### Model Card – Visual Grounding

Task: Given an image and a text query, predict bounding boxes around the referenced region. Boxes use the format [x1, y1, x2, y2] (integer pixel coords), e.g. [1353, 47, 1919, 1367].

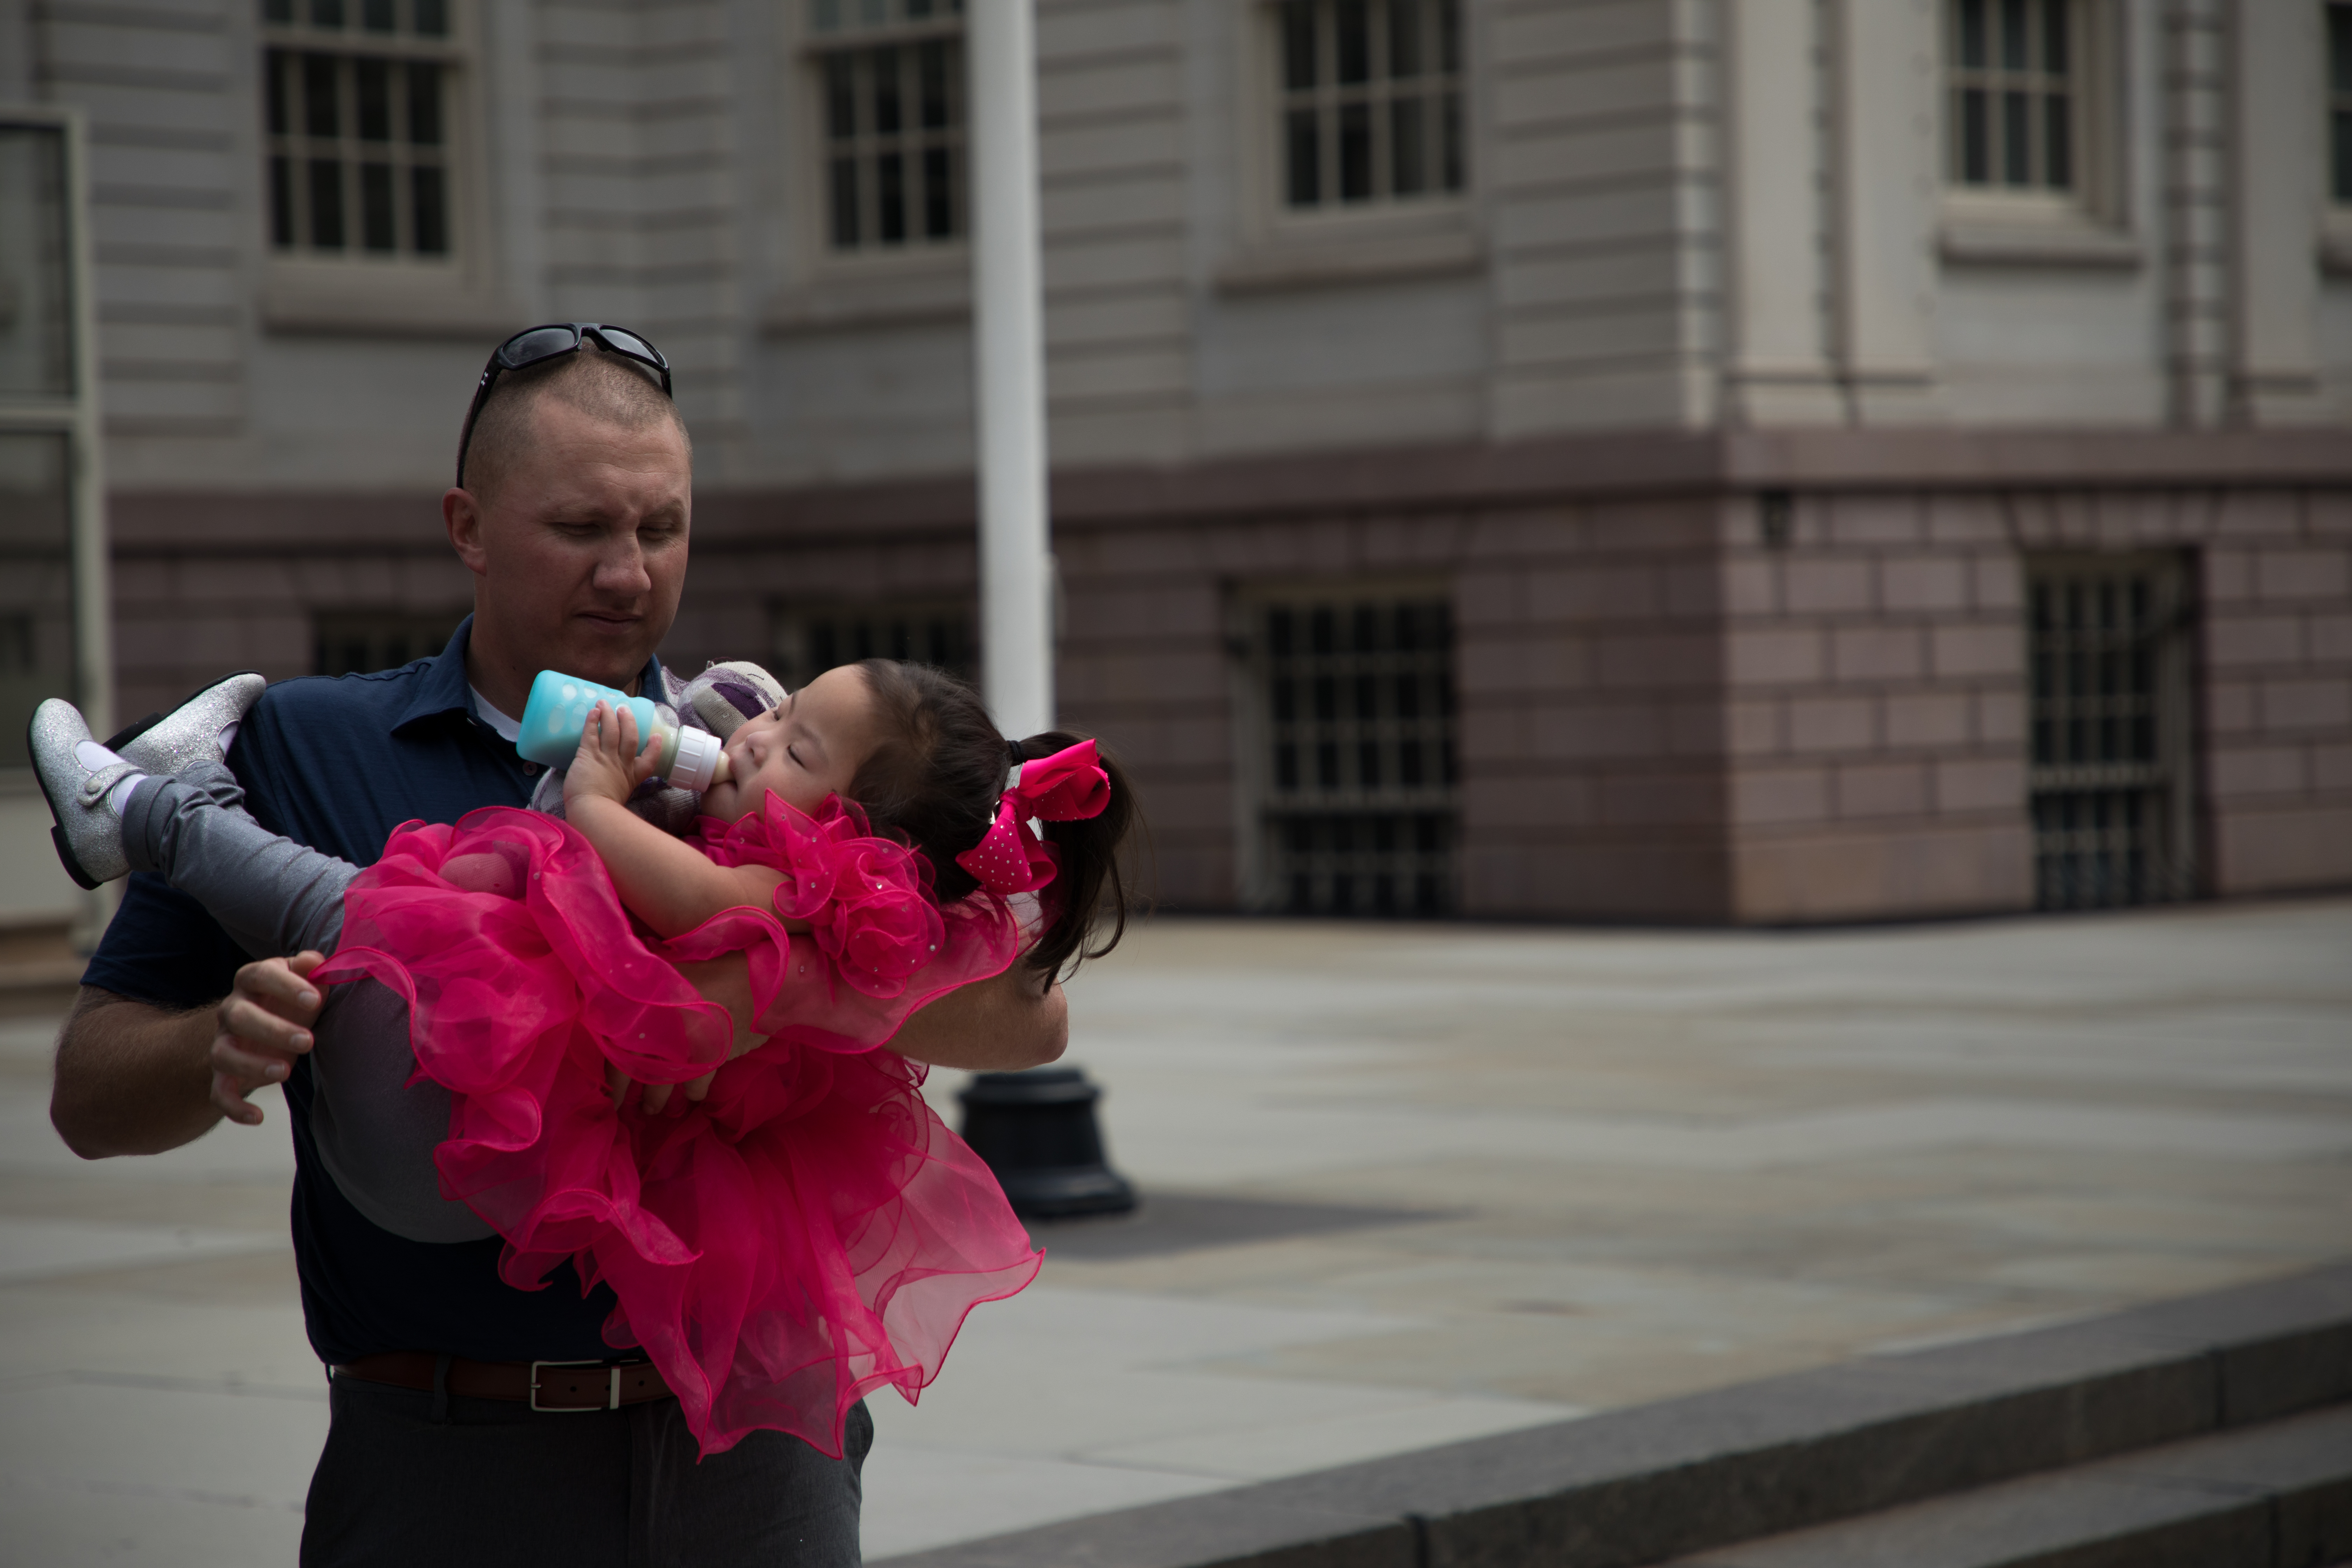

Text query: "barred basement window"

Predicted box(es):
[1244, 592, 1457, 917]
[313, 608, 465, 677]
[2026, 554, 2195, 910]
[1948, 0, 2077, 191]
[808, 0, 965, 251]
[262, 0, 457, 259]
[1276, 0, 1464, 209]
[770, 598, 975, 693]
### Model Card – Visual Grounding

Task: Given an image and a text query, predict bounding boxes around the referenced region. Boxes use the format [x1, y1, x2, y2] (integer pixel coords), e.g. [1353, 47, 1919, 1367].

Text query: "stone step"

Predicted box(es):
[877, 1262, 2352, 1567]
[1665, 1401, 2352, 1568]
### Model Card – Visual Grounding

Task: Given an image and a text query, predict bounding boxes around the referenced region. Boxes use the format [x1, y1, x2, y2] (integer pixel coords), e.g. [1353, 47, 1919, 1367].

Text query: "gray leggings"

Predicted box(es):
[122, 760, 358, 959]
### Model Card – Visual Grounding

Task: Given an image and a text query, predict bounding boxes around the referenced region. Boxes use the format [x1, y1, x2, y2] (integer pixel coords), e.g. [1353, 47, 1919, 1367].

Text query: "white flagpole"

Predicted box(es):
[967, 0, 1055, 741]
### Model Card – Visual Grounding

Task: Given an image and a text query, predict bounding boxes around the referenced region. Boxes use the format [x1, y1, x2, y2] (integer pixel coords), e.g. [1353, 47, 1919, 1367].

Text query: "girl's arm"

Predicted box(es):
[563, 703, 788, 939]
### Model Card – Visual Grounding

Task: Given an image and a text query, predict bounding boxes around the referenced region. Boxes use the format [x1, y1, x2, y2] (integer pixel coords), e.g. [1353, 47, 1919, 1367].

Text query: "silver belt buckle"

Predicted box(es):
[529, 1358, 621, 1412]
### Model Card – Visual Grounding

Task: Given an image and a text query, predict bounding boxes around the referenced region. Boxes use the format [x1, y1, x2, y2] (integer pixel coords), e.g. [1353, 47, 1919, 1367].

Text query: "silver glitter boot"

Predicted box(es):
[27, 699, 138, 888]
[110, 671, 265, 776]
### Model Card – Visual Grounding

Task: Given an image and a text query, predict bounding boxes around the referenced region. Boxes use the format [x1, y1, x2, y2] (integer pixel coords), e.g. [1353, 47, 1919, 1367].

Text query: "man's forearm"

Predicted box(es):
[51, 987, 225, 1158]
[893, 965, 1068, 1070]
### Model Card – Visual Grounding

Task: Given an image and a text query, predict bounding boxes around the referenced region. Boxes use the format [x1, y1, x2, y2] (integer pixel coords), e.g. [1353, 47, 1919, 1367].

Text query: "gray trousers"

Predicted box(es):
[122, 761, 357, 959]
[122, 765, 870, 1565]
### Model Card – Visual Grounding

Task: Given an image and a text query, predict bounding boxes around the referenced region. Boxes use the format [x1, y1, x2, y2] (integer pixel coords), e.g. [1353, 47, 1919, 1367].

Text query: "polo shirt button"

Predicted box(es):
[524, 762, 540, 775]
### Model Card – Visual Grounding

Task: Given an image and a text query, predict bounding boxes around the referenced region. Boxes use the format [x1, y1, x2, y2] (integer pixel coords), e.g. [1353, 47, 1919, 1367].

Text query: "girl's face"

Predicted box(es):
[699, 664, 881, 820]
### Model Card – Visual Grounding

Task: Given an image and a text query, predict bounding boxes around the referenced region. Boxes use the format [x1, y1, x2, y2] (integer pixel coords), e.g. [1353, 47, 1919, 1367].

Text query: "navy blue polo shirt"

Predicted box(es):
[82, 618, 664, 1366]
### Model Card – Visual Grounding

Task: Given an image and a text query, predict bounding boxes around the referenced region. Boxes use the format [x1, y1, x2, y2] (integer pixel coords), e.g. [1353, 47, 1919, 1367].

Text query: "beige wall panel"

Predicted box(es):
[1037, 115, 1183, 180]
[1722, 0, 1835, 419]
[1044, 233, 1188, 291]
[1500, 302, 1693, 368]
[1036, 0, 1183, 62]
[87, 143, 238, 192]
[1045, 291, 1190, 346]
[1040, 175, 1184, 234]
[1488, 116, 1688, 191]
[1045, 346, 1189, 401]
[2228, 0, 2325, 421]
[1037, 58, 1182, 118]
[1829, 0, 1937, 409]
[1193, 380, 1484, 454]
[38, 18, 235, 77]
[1492, 54, 1687, 129]
[1489, 365, 1710, 435]
[1490, 0, 1679, 61]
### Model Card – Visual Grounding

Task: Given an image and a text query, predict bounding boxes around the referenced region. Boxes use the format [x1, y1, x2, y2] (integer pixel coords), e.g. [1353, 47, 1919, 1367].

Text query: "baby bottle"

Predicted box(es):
[518, 670, 727, 791]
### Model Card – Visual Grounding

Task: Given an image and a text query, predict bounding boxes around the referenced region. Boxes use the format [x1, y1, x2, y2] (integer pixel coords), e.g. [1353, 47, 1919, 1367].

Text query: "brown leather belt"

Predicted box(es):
[333, 1351, 674, 1412]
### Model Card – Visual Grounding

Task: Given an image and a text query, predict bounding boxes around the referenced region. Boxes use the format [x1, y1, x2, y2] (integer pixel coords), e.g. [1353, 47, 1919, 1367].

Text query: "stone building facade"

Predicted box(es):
[4, 0, 2349, 924]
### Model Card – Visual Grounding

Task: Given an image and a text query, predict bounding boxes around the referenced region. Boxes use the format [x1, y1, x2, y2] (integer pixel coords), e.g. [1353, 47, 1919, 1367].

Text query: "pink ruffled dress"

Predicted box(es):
[312, 793, 1040, 1457]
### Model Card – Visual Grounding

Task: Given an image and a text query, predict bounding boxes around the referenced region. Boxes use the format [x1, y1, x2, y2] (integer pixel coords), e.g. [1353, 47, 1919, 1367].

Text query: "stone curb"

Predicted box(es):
[876, 1262, 2352, 1568]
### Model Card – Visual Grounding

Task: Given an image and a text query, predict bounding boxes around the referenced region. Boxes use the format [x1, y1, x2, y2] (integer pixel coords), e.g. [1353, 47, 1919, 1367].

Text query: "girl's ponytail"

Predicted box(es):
[847, 659, 1142, 981]
[1010, 729, 1136, 979]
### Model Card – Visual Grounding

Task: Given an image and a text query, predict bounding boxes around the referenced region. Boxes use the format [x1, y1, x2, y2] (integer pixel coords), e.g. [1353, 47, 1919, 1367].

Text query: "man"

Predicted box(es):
[50, 328, 1065, 1564]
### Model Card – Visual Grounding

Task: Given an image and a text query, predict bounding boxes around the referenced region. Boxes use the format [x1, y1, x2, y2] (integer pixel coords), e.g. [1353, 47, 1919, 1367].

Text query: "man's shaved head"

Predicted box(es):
[460, 344, 689, 502]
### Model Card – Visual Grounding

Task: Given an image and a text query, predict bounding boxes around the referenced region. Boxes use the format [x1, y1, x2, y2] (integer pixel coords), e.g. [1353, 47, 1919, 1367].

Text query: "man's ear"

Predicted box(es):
[444, 487, 490, 577]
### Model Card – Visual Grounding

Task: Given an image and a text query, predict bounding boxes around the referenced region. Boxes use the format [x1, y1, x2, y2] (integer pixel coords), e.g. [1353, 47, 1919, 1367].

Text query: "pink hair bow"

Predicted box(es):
[954, 739, 1111, 895]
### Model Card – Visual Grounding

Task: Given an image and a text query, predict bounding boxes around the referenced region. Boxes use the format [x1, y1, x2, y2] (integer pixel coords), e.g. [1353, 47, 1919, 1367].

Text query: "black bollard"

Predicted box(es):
[957, 1066, 1136, 1219]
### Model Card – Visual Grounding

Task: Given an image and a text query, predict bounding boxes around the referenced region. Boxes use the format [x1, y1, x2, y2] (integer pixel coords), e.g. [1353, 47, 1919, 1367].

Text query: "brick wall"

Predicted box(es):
[1720, 489, 2032, 923]
[105, 462, 2352, 922]
[1452, 497, 1730, 921]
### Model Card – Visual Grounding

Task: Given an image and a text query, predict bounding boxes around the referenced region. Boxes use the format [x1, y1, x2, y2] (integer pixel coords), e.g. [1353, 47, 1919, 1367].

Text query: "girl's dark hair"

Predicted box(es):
[846, 659, 1139, 979]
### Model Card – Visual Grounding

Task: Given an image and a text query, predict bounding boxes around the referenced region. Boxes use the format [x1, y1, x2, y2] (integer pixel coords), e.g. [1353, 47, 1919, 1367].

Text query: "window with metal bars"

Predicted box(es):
[261, 0, 455, 259]
[2026, 554, 2196, 910]
[1246, 593, 1458, 917]
[1948, 0, 2077, 192]
[1276, 0, 1464, 210]
[769, 598, 975, 693]
[809, 0, 964, 252]
[2331, 4, 2352, 203]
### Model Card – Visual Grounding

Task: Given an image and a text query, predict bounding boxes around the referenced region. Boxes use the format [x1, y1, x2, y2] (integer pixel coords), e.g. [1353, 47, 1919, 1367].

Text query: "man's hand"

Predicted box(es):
[209, 952, 328, 1126]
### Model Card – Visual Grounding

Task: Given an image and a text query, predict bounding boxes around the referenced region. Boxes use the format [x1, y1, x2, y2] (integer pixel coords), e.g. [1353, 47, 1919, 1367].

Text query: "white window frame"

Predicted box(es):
[254, 0, 511, 336]
[2322, 1, 2352, 273]
[1936, 0, 2138, 267]
[1218, 0, 1480, 295]
[766, 0, 973, 335]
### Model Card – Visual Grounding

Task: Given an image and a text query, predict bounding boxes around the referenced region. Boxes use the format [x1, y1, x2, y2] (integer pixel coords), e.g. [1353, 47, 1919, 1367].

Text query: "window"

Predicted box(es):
[770, 598, 975, 692]
[1948, 0, 2077, 192]
[1275, 0, 1463, 210]
[312, 608, 465, 677]
[2331, 4, 2352, 203]
[262, 0, 457, 260]
[2026, 554, 2195, 910]
[808, 0, 965, 253]
[1242, 592, 1458, 917]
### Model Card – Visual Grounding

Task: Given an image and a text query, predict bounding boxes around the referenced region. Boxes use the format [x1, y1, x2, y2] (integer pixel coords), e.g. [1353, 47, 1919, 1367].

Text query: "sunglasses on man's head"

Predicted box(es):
[454, 322, 673, 487]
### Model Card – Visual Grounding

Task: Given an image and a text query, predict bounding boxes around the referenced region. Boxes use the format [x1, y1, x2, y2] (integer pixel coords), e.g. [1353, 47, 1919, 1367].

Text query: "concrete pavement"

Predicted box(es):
[1, 899, 2346, 1562]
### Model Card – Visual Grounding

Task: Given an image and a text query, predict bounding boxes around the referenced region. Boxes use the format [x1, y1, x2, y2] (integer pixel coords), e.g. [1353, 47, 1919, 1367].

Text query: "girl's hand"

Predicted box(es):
[564, 701, 660, 808]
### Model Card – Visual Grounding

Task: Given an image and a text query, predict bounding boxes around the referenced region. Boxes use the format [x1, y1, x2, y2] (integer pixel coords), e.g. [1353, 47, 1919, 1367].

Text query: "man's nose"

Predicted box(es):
[593, 537, 653, 596]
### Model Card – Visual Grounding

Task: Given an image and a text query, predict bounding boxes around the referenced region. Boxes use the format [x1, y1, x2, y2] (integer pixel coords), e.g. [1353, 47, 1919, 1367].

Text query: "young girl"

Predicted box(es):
[32, 658, 1136, 1457]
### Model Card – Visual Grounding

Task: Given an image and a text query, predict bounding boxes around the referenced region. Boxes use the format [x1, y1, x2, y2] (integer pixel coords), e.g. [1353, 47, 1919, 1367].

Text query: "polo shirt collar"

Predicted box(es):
[393, 614, 666, 736]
